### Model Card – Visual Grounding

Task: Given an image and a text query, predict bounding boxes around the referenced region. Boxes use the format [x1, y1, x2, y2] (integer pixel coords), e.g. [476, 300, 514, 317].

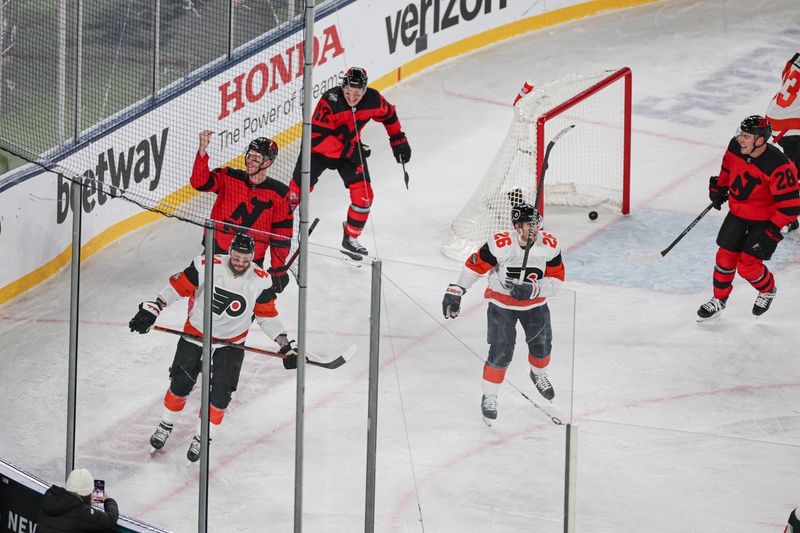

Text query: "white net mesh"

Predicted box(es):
[442, 69, 630, 260]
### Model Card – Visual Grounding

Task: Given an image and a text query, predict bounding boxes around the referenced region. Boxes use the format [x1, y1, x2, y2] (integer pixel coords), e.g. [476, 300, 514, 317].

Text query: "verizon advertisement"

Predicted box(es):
[0, 0, 623, 302]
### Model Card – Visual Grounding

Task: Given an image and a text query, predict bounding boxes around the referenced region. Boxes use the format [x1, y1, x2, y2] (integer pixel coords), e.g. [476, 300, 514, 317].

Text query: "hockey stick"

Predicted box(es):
[401, 158, 409, 189]
[152, 325, 357, 369]
[518, 124, 575, 283]
[286, 217, 320, 283]
[629, 202, 714, 262]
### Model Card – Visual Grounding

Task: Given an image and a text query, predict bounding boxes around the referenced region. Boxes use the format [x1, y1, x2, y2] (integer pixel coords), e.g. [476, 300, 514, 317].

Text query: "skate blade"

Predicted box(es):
[340, 250, 364, 266]
[482, 416, 494, 427]
[696, 313, 722, 323]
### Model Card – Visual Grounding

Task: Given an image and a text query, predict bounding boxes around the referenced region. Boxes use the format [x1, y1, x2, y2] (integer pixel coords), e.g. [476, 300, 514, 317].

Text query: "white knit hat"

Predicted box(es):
[65, 468, 94, 497]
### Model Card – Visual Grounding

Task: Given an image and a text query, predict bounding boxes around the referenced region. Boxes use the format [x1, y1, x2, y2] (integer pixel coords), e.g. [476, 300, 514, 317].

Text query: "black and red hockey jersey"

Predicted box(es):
[310, 86, 403, 159]
[190, 152, 293, 273]
[717, 138, 800, 227]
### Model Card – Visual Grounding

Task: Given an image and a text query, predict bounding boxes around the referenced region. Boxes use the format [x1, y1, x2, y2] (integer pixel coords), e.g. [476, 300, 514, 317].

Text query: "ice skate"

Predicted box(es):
[149, 421, 173, 452]
[481, 394, 498, 426]
[341, 222, 367, 262]
[752, 286, 776, 317]
[696, 297, 726, 321]
[186, 435, 202, 463]
[530, 371, 555, 402]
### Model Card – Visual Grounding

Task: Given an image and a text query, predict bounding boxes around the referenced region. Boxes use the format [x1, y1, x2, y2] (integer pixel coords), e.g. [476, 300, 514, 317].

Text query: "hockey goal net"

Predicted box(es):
[442, 68, 631, 260]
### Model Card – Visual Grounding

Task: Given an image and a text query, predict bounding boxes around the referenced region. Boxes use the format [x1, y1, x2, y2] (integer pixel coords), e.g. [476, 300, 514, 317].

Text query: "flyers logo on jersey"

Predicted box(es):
[504, 266, 543, 284]
[211, 287, 247, 318]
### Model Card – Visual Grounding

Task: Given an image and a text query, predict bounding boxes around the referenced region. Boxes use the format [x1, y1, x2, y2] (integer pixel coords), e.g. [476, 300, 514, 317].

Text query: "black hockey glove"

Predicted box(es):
[442, 284, 465, 319]
[748, 221, 783, 260]
[505, 279, 540, 300]
[129, 300, 164, 334]
[279, 339, 298, 370]
[268, 270, 290, 293]
[389, 132, 411, 164]
[708, 175, 728, 210]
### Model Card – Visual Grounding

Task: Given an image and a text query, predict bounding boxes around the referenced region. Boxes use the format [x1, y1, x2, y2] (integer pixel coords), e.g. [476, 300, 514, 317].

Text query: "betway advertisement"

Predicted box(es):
[0, 0, 634, 303]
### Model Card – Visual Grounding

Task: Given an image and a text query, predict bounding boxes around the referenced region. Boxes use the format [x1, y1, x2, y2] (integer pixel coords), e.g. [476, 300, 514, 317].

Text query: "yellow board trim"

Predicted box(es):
[0, 0, 657, 305]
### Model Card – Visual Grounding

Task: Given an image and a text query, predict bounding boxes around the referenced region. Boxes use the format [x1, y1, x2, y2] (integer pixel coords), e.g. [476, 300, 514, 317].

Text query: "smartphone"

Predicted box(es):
[92, 479, 105, 504]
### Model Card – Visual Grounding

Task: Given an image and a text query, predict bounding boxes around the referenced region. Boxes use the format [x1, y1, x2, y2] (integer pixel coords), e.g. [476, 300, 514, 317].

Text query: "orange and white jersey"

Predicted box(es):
[456, 228, 565, 311]
[766, 52, 800, 137]
[158, 254, 285, 346]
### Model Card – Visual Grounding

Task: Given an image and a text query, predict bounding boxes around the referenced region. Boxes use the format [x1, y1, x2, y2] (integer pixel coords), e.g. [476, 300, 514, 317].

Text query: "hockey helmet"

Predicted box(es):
[342, 67, 368, 89]
[246, 137, 278, 162]
[739, 115, 772, 141]
[511, 203, 538, 226]
[230, 233, 255, 256]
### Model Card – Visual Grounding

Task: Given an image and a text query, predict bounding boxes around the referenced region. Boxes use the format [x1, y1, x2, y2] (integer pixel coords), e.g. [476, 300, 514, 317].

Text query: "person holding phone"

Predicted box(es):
[38, 468, 119, 532]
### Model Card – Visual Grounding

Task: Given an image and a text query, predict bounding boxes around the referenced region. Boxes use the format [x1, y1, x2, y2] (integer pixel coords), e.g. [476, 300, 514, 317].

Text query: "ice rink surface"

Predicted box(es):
[2, 0, 800, 531]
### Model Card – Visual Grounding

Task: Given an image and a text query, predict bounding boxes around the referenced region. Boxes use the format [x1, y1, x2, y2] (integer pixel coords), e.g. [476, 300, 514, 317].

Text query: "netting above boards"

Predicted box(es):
[0, 1, 312, 242]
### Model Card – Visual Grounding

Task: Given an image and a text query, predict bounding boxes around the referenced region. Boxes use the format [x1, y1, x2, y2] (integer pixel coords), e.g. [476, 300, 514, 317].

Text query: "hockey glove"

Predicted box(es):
[129, 300, 164, 334]
[389, 132, 411, 164]
[360, 143, 371, 159]
[278, 339, 298, 370]
[505, 279, 540, 300]
[442, 284, 465, 319]
[268, 270, 290, 293]
[708, 175, 728, 210]
[749, 221, 783, 260]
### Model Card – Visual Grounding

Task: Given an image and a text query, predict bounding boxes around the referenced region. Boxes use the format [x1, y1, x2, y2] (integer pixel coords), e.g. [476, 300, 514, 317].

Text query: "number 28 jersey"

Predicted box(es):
[456, 229, 565, 311]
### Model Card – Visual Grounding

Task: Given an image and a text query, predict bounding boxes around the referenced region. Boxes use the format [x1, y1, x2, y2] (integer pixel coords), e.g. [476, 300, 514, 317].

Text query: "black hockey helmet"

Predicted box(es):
[246, 137, 278, 162]
[230, 233, 255, 255]
[342, 67, 368, 89]
[739, 115, 772, 141]
[511, 203, 538, 226]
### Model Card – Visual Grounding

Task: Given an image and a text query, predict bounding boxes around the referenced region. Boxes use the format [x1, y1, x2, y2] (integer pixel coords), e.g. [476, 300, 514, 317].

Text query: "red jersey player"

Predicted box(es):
[288, 67, 411, 261]
[698, 116, 800, 320]
[766, 52, 800, 231]
[441, 203, 565, 425]
[129, 234, 298, 463]
[191, 131, 293, 292]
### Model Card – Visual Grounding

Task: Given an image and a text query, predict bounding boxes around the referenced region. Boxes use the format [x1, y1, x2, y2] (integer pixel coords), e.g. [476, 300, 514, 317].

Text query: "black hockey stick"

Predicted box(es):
[629, 202, 714, 262]
[153, 325, 357, 369]
[518, 124, 575, 282]
[401, 158, 409, 189]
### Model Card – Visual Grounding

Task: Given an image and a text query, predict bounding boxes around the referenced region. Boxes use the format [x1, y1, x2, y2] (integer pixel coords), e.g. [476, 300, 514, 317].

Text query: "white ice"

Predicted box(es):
[2, 0, 800, 531]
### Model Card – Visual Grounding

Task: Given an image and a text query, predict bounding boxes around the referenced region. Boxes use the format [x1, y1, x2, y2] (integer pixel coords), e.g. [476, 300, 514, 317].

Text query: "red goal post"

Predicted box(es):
[442, 68, 632, 261]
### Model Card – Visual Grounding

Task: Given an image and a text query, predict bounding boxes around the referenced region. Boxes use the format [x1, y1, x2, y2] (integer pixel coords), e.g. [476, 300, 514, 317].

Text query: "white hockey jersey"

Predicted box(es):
[158, 254, 285, 345]
[766, 52, 800, 137]
[456, 228, 565, 311]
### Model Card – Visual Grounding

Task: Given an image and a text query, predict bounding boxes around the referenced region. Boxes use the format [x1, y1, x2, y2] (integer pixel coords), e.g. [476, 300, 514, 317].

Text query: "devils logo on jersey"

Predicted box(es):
[211, 287, 247, 317]
[504, 266, 544, 283]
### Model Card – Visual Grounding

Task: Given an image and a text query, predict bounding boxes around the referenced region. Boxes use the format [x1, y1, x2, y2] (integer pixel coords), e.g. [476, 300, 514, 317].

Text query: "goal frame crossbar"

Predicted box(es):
[536, 67, 632, 215]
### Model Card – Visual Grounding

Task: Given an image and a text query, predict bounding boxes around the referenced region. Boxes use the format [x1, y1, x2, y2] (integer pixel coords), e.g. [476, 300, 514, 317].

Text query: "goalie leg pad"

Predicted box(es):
[168, 338, 203, 396]
[209, 346, 245, 410]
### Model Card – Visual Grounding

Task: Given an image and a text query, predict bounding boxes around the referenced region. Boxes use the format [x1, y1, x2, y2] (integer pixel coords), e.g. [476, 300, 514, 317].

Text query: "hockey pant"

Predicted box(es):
[163, 337, 245, 424]
[483, 302, 552, 384]
[713, 213, 776, 300]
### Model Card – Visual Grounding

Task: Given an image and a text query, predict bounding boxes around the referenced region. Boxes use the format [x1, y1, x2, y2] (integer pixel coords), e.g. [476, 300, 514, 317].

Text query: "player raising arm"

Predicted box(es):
[698, 115, 800, 320]
[128, 234, 298, 463]
[287, 67, 411, 261]
[191, 131, 293, 292]
[441, 203, 565, 425]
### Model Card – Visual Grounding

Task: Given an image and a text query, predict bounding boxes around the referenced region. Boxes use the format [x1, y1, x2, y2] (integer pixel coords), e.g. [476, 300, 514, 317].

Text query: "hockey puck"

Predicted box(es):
[588, 210, 598, 221]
